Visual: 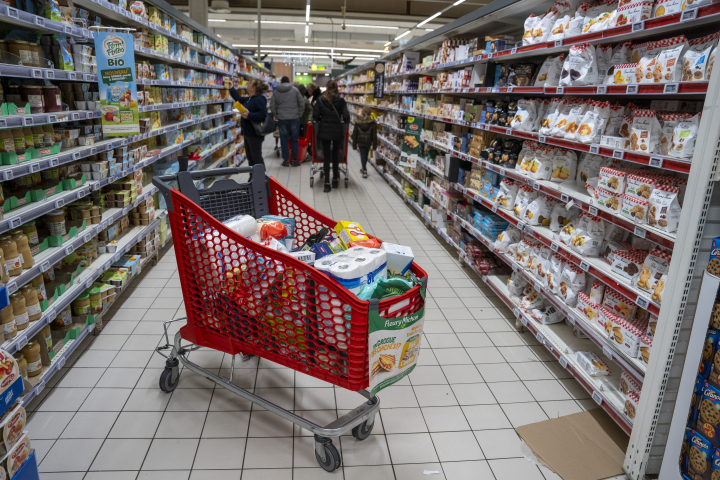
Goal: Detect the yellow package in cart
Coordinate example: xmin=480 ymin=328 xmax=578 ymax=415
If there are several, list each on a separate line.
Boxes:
xmin=334 ymin=221 xmax=369 ymax=248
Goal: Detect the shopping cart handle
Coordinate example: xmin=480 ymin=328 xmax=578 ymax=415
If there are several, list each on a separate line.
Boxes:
xmin=152 ymin=165 xmax=266 ymax=214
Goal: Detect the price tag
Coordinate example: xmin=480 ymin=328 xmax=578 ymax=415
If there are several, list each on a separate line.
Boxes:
xmin=597 ymin=85 xmax=607 ymax=94
xmin=491 ymin=204 xmax=498 ymax=213
xmin=559 ymin=356 xmax=569 ymax=369
xmin=506 ymin=86 xmax=514 ymax=93
xmin=649 ymin=156 xmax=664 ymax=168
xmin=0 ymin=120 xmax=5 ymax=129
xmin=636 ymin=295 xmax=650 ymax=309
xmin=589 ymin=145 xmax=600 ymax=155
xmin=65 ymin=245 xmax=74 ymax=255
xmin=68 ymin=72 xmax=76 ymax=80
xmin=40 ymin=261 xmax=50 ymax=272
xmin=22 ymin=117 xmax=33 ymax=126
xmin=566 ymin=315 xmax=576 ymax=325
xmin=7 ymin=6 xmax=18 ymax=17
xmin=487 ymin=52 xmax=493 ymax=58
xmin=537 ymin=332 xmax=545 ymax=344
xmin=587 ymin=206 xmax=598 ymax=216
xmin=16 ymin=335 xmax=27 ymax=350
xmin=556 ymin=86 xmax=564 ymax=95
xmin=603 ymin=346 xmax=614 ymax=360
xmin=34 ymin=16 xmax=45 ymax=26
xmin=681 ymin=7 xmax=697 ymax=21
xmin=613 ymin=150 xmax=624 ymax=160
xmin=55 ymin=198 xmax=64 ymax=208
xmin=579 ymin=260 xmax=590 ymax=272
xmin=632 ymin=21 xmax=644 ymax=32
xmin=634 ymin=226 xmax=647 ymax=238
xmin=36 ymin=381 xmax=46 ymax=395
xmin=663 ymin=83 xmax=678 ymax=94
xmin=513 ymin=307 xmax=521 ymax=318
xmin=555 ymin=40 xmax=563 ymax=47
xmin=517 ymin=222 xmax=525 ymax=232
xmin=532 ymin=182 xmax=541 ymax=191
xmin=560 ymin=193 xmax=570 ymax=203
xmin=511 ymin=47 xmax=518 ymax=55
xmin=627 ymin=85 xmax=639 ymax=94
xmin=592 ymin=391 xmax=603 ymax=405
xmin=9 ymin=218 xmax=21 ymax=229
xmin=551 ymin=242 xmax=560 ymax=252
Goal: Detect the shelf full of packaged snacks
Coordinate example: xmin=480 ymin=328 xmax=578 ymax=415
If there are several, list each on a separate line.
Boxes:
xmin=236 ymin=70 xmax=274 ymax=83
xmin=0 ymin=5 xmax=89 ymax=41
xmin=133 ymin=45 xmax=233 ymax=76
xmin=19 ymin=210 xmax=167 ymax=407
xmin=138 ymin=99 xmax=232 ymax=113
xmin=0 ymin=64 xmax=97 ymax=82
xmin=125 ymin=110 xmax=233 ymax=143
xmin=377 ymin=135 xmax=401 ymax=154
xmin=420 ymin=138 xmax=677 ymax=248
xmin=0 ymin=109 xmax=100 ymax=130
xmin=1 ymin=183 xmax=160 ymax=356
xmin=137 ymin=79 xmax=229 ymax=89
xmin=0 ymin=122 xmax=232 ymax=235
xmin=378 ymin=122 xmax=405 ymax=134
xmin=187 ymin=135 xmax=238 ymax=171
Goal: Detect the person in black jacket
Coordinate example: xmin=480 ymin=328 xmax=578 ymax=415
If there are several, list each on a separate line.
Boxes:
xmin=313 ymin=80 xmax=349 ymax=193
xmin=307 ymin=83 xmax=321 ymax=106
xmin=230 ymin=78 xmax=269 ymax=167
xmin=351 ymin=106 xmax=378 ymax=179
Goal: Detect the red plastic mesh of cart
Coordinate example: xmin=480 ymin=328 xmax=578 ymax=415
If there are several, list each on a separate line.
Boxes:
xmin=167 ymin=177 xmax=427 ymax=391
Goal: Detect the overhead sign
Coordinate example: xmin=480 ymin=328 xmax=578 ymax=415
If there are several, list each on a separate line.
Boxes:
xmin=95 ymin=31 xmax=139 ymax=136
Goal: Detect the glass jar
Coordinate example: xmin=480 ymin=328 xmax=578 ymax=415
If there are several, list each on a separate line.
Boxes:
xmin=42 ymin=85 xmax=62 ymax=113
xmin=5 ymin=86 xmax=21 ymax=106
xmin=45 ymin=210 xmax=66 ymax=237
xmin=21 ymin=85 xmax=43 ymax=114
xmin=0 ymin=129 xmax=13 ymax=154
xmin=42 ymin=124 xmax=55 ymax=147
xmin=41 ymin=324 xmax=52 ymax=351
xmin=20 ymin=341 xmax=41 ymax=377
xmin=0 ymin=236 xmax=22 ymax=276
xmin=13 ymin=353 xmax=26 ymax=381
xmin=0 ymin=246 xmax=7 ymax=285
xmin=72 ymin=293 xmax=90 ymax=316
xmin=21 ymin=285 xmax=40 ymax=322
xmin=32 ymin=274 xmax=46 ymax=303
xmin=7 ymin=41 xmax=35 ymax=67
xmin=0 ymin=305 xmax=15 ymax=339
xmin=10 ymin=129 xmax=25 ymax=155
xmin=21 ymin=127 xmax=34 ymax=150
xmin=9 ymin=293 xmax=28 ymax=331
xmin=53 ymin=304 xmax=72 ymax=329
xmin=10 ymin=229 xmax=33 ymax=270
xmin=89 ymin=288 xmax=102 ymax=313
xmin=21 ymin=222 xmax=38 ymax=247
xmin=31 ymin=126 xmax=44 ymax=148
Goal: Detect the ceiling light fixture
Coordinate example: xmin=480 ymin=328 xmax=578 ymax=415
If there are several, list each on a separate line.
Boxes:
xmin=253 ymin=20 xmax=313 ymax=25
xmin=425 ymin=28 xmax=434 ymax=31
xmin=417 ymin=11 xmax=442 ymax=27
xmin=304 ymin=24 xmax=309 ymax=36
xmin=231 ymin=44 xmax=385 ymax=53
xmin=306 ymin=1 xmax=310 ymax=22
xmin=325 ymin=73 xmax=329 ymax=76
xmin=208 ymin=19 xmax=226 ymax=22
xmin=394 ymin=30 xmax=411 ymax=40
xmin=343 ymin=24 xmax=398 ymax=29
xmin=384 ymin=41 xmax=392 ymax=46
xmin=453 ymin=0 xmax=465 ymax=4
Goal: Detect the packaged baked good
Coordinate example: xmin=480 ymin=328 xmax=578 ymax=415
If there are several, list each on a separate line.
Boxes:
xmin=526 ymin=146 xmax=556 ymax=181
xmin=515 ymin=238 xmax=535 ymax=266
xmin=652 ymin=0 xmax=683 ymax=17
xmin=648 ymin=184 xmax=682 ymax=233
xmin=559 ymin=217 xmax=579 ymax=246
xmin=550 ymin=98 xmax=583 ymax=137
xmin=595 ymin=187 xmax=622 ymax=213
xmin=631 ymin=42 xmax=648 ymax=64
xmin=655 ymin=35 xmax=688 ymax=82
xmin=549 ymin=202 xmax=578 ymax=233
xmin=697 ymin=383 xmax=720 ymax=448
xmin=549 ymin=148 xmax=577 ymax=183
xmin=539 ymin=98 xmax=566 ymax=136
xmin=510 ymin=99 xmax=537 ymax=131
xmin=595 ymin=45 xmax=614 ymax=84
xmin=507 ymin=270 xmax=529 ymax=296
xmin=496 ymin=178 xmax=519 ymax=209
xmin=535 ymin=55 xmax=565 ymax=87
xmin=621 ymin=194 xmax=649 ymax=224
xmin=566 ymin=3 xmax=590 ymax=37
xmin=598 ymin=166 xmax=626 ymax=194
xmin=709 ymin=45 xmax=717 ymax=81
xmin=611 ymin=316 xmax=645 ymax=357
xmin=616 ymin=1 xmax=653 ymax=27
xmin=669 ymin=112 xmax=700 ymax=160
xmin=636 ymin=248 xmax=671 ymax=294
xmin=558 ymin=263 xmax=586 ymax=307
xmin=576 ymin=351 xmax=611 ymax=376
xmin=531 ymin=304 xmax=565 ymax=324
xmin=629 ymin=109 xmax=661 ymax=153
xmin=626 ymin=173 xmax=656 ymax=201
xmin=576 ymin=100 xmax=610 ymax=144
xmin=603 ymin=104 xmax=627 ymax=136
xmin=545 ymin=252 xmax=566 ymax=295
xmin=524 ymin=194 xmax=553 ymax=227
xmin=513 ymin=185 xmax=539 ymax=217
xmin=625 ymin=390 xmax=640 ymax=422
xmin=637 ymin=41 xmax=664 ymax=83
xmin=520 ymin=287 xmax=544 ymax=312
xmin=577 ymin=291 xmax=600 ymax=321
xmin=590 ymin=282 xmax=606 ymax=304
xmin=602 ymin=288 xmax=637 ymax=321
xmin=562 ymin=100 xmax=591 ymax=140
xmin=612 ymin=63 xmax=638 ymax=84
xmin=683 ymin=33 xmax=719 ymax=82
xmin=612 ymin=249 xmax=648 ymax=281
xmin=602 ymin=239 xmax=631 ymax=265
xmin=513 ymin=64 xmax=536 ymax=86
xmin=604 ymin=222 xmax=630 ymax=243
xmin=494 ymin=225 xmax=523 ymax=254
xmin=560 ymin=44 xmax=599 ymax=86
xmin=576 ymin=153 xmax=603 ymax=187
xmin=621 ymin=370 xmax=642 ymax=395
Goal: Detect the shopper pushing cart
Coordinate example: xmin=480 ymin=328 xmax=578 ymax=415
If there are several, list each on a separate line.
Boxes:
xmin=313 ymin=80 xmax=350 ymax=192
xmin=153 ymin=164 xmax=427 ymax=472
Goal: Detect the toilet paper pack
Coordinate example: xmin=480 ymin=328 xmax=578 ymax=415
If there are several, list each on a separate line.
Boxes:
xmin=315 ymin=246 xmax=387 ymax=294
xmin=381 ymin=243 xmax=414 ymax=275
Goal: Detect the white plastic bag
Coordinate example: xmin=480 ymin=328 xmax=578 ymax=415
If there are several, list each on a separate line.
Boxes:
xmin=560 ymin=44 xmax=598 ymax=86
xmin=576 ymin=100 xmax=611 ymax=144
xmin=534 ymin=56 xmax=565 ymax=87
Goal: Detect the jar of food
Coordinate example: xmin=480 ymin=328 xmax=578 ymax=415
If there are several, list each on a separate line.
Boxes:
xmin=13 ymin=353 xmax=26 ymax=381
xmin=0 ymin=83 xmax=3 ymax=104
xmin=20 ymin=285 xmax=40 ymax=322
xmin=53 ymin=304 xmax=72 ymax=329
xmin=31 ymin=126 xmax=44 ymax=148
xmin=42 ymin=85 xmax=62 ymax=113
xmin=21 ymin=127 xmax=34 ymax=149
xmin=10 ymin=229 xmax=33 ymax=270
xmin=0 ymin=236 xmax=22 ymax=277
xmin=20 ymin=341 xmax=41 ymax=377
xmin=8 ymin=40 xmax=36 ymax=67
xmin=21 ymin=222 xmax=38 ymax=247
xmin=0 ymin=247 xmax=7 ymax=286
xmin=72 ymin=293 xmax=90 ymax=316
xmin=10 ymin=293 xmax=28 ymax=331
xmin=0 ymin=40 xmax=8 ymax=55
xmin=0 ymin=129 xmax=14 ymax=154
xmin=32 ymin=274 xmax=46 ymax=303
xmin=21 ymin=86 xmax=43 ymax=114
xmin=45 ymin=210 xmax=66 ymax=237
xmin=10 ymin=129 xmax=25 ymax=155
xmin=1 ymin=305 xmax=16 ymax=339
xmin=42 ymin=124 xmax=55 ymax=147
xmin=41 ymin=324 xmax=52 ymax=351
xmin=89 ymin=288 xmax=102 ymax=313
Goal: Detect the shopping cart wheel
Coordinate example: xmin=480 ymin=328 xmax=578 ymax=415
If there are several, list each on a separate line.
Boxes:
xmin=314 ymin=436 xmax=341 ymax=472
xmin=351 ymin=420 xmax=374 ymax=440
xmin=276 ymin=150 xmax=279 ymax=157
xmin=345 ymin=177 xmax=349 ymax=188
xmin=310 ymin=176 xmax=314 ymax=188
xmin=159 ymin=359 xmax=180 ymax=393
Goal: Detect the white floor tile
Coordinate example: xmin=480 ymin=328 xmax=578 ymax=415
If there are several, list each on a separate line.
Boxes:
xmin=431 ymin=431 xmax=484 ymax=461
xmin=386 ymin=433 xmax=439 ymax=464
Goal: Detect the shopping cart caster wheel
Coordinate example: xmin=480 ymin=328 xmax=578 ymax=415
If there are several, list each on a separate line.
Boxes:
xmin=351 ymin=420 xmax=373 ymax=440
xmin=276 ymin=150 xmax=280 ymax=157
xmin=345 ymin=178 xmax=349 ymax=188
xmin=314 ymin=436 xmax=341 ymax=472
xmin=310 ymin=177 xmax=314 ymax=188
xmin=159 ymin=360 xmax=180 ymax=393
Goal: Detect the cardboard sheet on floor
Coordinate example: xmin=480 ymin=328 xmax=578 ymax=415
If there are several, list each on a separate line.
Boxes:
xmin=516 ymin=409 xmax=629 ymax=480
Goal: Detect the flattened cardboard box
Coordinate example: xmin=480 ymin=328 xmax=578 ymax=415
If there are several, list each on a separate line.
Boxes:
xmin=517 ymin=409 xmax=628 ymax=480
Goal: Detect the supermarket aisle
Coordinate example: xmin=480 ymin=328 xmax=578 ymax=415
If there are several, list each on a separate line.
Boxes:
xmin=26 ymin=138 xmax=596 ymax=480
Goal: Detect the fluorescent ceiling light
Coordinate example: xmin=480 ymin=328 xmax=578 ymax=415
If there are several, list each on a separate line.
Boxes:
xmin=417 ymin=11 xmax=442 ymax=27
xmin=453 ymin=0 xmax=465 ymax=4
xmin=305 ymin=24 xmax=309 ymax=36
xmin=343 ymin=24 xmax=398 ymax=29
xmin=305 ymin=38 xmax=309 ymax=43
xmin=325 ymin=73 xmax=329 ymax=76
xmin=208 ymin=19 xmax=226 ymax=22
xmin=384 ymin=41 xmax=392 ymax=46
xmin=253 ymin=20 xmax=313 ymax=25
xmin=425 ymin=29 xmax=434 ymax=31
xmin=306 ymin=2 xmax=310 ymax=22
xmin=394 ymin=30 xmax=411 ymax=40
xmin=231 ymin=44 xmax=385 ymax=53
xmin=266 ymin=55 xmax=329 ymax=59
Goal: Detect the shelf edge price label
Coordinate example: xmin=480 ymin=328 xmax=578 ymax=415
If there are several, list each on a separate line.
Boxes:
xmin=560 ymin=193 xmax=569 ymax=203
xmin=554 ymin=40 xmax=563 ymax=47
xmin=579 ymin=260 xmax=590 ymax=272
xmin=40 ymin=261 xmax=50 ymax=272
xmin=536 ymin=332 xmax=545 ymax=344
xmin=626 ymin=85 xmax=639 ymax=94
xmin=634 ymin=225 xmax=647 ymax=238
xmin=532 ymin=181 xmax=541 ymax=191
xmin=516 ymin=222 xmax=524 ymax=232
xmin=491 ymin=204 xmax=498 ymax=213
xmin=511 ymin=47 xmax=518 ymax=54
xmin=566 ymin=315 xmax=576 ymax=325
xmin=663 ymin=83 xmax=678 ymax=94
xmin=551 ymin=242 xmax=559 ymax=252
xmin=513 ymin=307 xmax=521 ymax=318
xmin=592 ymin=391 xmax=603 ymax=405
xmin=636 ymin=295 xmax=650 ymax=309
xmin=538 ymin=135 xmax=547 ymax=144
xmin=559 ymin=356 xmax=569 ymax=369
xmin=556 ymin=86 xmax=564 ymax=95
xmin=613 ymin=149 xmax=624 ymax=160
xmin=589 ymin=205 xmax=598 ymax=216
xmin=603 ymin=346 xmax=614 ymax=360
xmin=597 ymin=85 xmax=607 ymax=94
xmin=632 ymin=21 xmax=644 ymax=32
xmin=649 ymin=156 xmax=663 ymax=168
xmin=681 ymin=8 xmax=697 ymax=21
xmin=589 ymin=144 xmax=600 ymax=155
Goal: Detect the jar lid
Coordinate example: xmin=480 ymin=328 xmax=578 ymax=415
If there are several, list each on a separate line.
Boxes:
xmin=22 ymin=340 xmax=37 ymax=348
xmin=12 ymin=353 xmax=24 ymax=361
xmin=48 ymin=209 xmax=65 ymax=216
xmin=22 ymin=221 xmax=35 ymax=227
xmin=76 ymin=293 xmax=90 ymax=300
xmin=9 ymin=293 xmax=22 ymax=299
xmin=9 ymin=229 xmax=23 ymax=236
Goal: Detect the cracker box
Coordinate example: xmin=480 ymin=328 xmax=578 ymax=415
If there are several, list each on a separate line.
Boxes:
xmin=686 ymin=429 xmax=714 ymax=477
xmin=602 ymin=288 xmax=637 ymax=321
xmin=624 ymin=390 xmax=640 ymax=423
xmin=595 ymin=187 xmax=622 ymax=212
xmin=621 ymin=194 xmax=649 ymax=224
xmin=611 ymin=316 xmax=644 ymax=357
xmin=611 ymin=250 xmax=645 ymax=281
xmin=334 ymin=221 xmax=369 ymax=249
xmin=697 ymin=383 xmax=720 ymax=448
xmin=577 ymin=292 xmax=600 ymax=323
xmin=598 ymin=167 xmax=626 ymax=194
xmin=620 ymin=370 xmax=641 ymax=395
xmin=612 ymin=63 xmax=639 ymax=85
xmin=639 ymin=334 xmax=653 ymax=365
xmin=615 ymin=1 xmax=653 ymax=26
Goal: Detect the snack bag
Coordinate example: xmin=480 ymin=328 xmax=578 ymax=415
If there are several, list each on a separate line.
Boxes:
xmin=566 ymin=3 xmax=590 ymax=36
xmin=576 ymin=100 xmax=611 ymax=144
xmin=550 ymin=148 xmax=577 ymax=183
xmin=494 ymin=225 xmax=522 ymax=253
xmin=549 ymin=202 xmax=578 ymax=232
xmin=539 ymin=98 xmax=566 ymax=136
xmin=683 ymin=33 xmax=719 ymax=82
xmin=637 ymin=41 xmax=665 ymax=83
xmin=576 ymin=351 xmax=611 ymax=376
xmin=548 ymin=13 xmax=572 ymax=42
xmin=598 ymin=166 xmax=626 ymax=194
xmin=526 ymin=147 xmax=555 ymax=181
xmin=576 ymin=153 xmax=603 ymax=187
xmin=577 ymin=292 xmax=600 ymax=321
xmin=570 ymin=215 xmax=605 ymax=257
xmin=535 ymin=55 xmax=565 ymax=85
xmin=559 ymin=217 xmax=579 ymax=246
xmin=697 ymin=384 xmax=720 ymax=449
xmin=550 ymin=98 xmax=583 ymax=137
xmin=546 ymin=252 xmax=566 ymax=294
xmin=559 ymin=263 xmax=586 ymax=306
xmin=562 ymin=101 xmax=591 ymax=139
xmin=595 ymin=45 xmax=614 ymax=84
xmin=669 ymin=112 xmax=700 ymax=160
xmin=604 ymin=222 xmax=630 ymax=243
xmin=648 ymin=184 xmax=682 ymax=233
xmin=507 ymin=271 xmax=528 ymax=296
xmin=560 ymin=44 xmax=599 ymax=86
xmin=524 ymin=194 xmax=553 ymax=227
xmin=590 ymin=282 xmax=606 ymax=303
xmin=631 ymin=42 xmax=648 ymax=64
xmin=658 ymin=114 xmax=689 ymax=156
xmin=656 ymin=35 xmax=688 ymax=82
xmin=652 ymin=0 xmax=683 ymax=17
xmin=621 ymin=195 xmax=649 ymax=224
xmin=521 ymin=287 xmax=544 ymax=311
xmin=636 ymin=248 xmax=671 ymax=294
xmin=595 ymin=187 xmax=622 ymax=212
xmin=602 ymin=288 xmax=637 ymax=321
xmin=531 ymin=305 xmax=565 ymax=324
xmin=513 ymin=185 xmax=539 ymax=217
xmin=496 ymin=178 xmax=519 ymax=209
xmin=629 ymin=109 xmax=661 ymax=153
xmin=523 ymin=14 xmax=541 ymax=45
xmin=510 ymin=99 xmax=537 ymax=132
xmin=533 ymin=9 xmax=559 ymax=44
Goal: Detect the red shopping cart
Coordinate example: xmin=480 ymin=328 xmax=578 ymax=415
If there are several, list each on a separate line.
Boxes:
xmin=274 ymin=122 xmax=313 ymax=163
xmin=310 ymin=122 xmax=349 ymax=188
xmin=152 ymin=165 xmax=427 ymax=472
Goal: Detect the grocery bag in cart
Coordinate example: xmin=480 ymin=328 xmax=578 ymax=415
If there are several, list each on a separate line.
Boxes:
xmin=152 ymin=164 xmax=427 ymax=472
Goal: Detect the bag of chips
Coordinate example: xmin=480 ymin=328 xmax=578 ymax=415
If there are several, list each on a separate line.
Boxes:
xmin=669 ymin=112 xmax=700 ymax=159
xmin=560 ymin=44 xmax=599 ymax=86
xmin=540 ymin=98 xmax=566 ymax=136
xmin=523 ymin=14 xmax=541 ymax=45
xmin=629 ymin=109 xmax=661 ymax=153
xmin=526 ymin=146 xmax=556 ymax=181
xmin=550 ymin=148 xmax=578 ymax=183
xmin=648 ymin=184 xmax=682 ymax=233
xmin=550 ymin=98 xmax=583 ymax=137
xmin=576 ymin=100 xmax=611 ymax=144
xmin=535 ymin=55 xmax=565 ymax=87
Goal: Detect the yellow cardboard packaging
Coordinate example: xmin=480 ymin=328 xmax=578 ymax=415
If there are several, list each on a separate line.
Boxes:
xmin=334 ymin=221 xmax=369 ymax=248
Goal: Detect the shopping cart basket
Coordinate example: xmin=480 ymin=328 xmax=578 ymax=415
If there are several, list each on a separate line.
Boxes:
xmin=152 ymin=164 xmax=427 ymax=472
xmin=275 ymin=122 xmax=312 ymax=163
xmin=310 ymin=122 xmax=349 ymax=188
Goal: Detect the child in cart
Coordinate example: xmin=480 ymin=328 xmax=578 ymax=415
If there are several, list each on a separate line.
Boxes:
xmin=351 ymin=106 xmax=378 ymax=179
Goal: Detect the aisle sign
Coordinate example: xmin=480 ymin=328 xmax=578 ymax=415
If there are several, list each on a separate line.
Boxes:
xmin=95 ymin=31 xmax=140 ymax=136
xmin=374 ymin=62 xmax=385 ymax=99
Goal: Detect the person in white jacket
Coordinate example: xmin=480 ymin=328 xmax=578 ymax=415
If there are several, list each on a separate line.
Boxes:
xmin=270 ymin=76 xmax=305 ymax=167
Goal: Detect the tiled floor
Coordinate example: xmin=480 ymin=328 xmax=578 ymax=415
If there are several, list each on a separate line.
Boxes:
xmin=26 ymin=137 xmax=614 ymax=479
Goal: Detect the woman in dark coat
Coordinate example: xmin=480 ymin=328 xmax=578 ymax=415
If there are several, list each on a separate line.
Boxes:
xmin=229 ymin=78 xmax=269 ymax=167
xmin=313 ymin=80 xmax=350 ymax=192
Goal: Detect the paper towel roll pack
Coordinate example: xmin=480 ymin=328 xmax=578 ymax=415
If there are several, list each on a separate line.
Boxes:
xmin=315 ymin=246 xmax=388 ymax=294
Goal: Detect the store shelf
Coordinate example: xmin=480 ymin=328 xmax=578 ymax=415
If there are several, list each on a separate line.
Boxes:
xmin=0 ymin=4 xmax=88 ymax=41
xmin=134 ymin=45 xmax=232 ymax=75
xmin=138 ymin=99 xmax=232 ymax=113
xmin=378 ymin=122 xmax=405 ymax=134
xmin=0 ymin=109 xmax=100 ymax=129
xmin=137 ymin=79 xmax=229 ymax=89
xmin=378 ymin=135 xmax=401 ymax=153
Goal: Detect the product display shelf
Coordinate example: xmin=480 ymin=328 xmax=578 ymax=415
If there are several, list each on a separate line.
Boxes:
xmin=133 ymin=45 xmax=232 ymax=75
xmin=0 ymin=4 xmax=89 ymax=41
xmin=125 ymin=110 xmax=233 ymax=143
xmin=0 ymin=183 xmax=160 ymax=356
xmin=19 ymin=210 xmax=167 ymax=407
xmin=196 ymin=151 xmax=247 ymax=189
xmin=186 ymin=134 xmax=238 ymax=171
xmin=0 ymin=64 xmax=97 ymax=82
xmin=0 ymin=122 xmax=232 ymax=235
xmin=377 ymin=135 xmax=401 ymax=153
xmin=137 ymin=79 xmax=229 ymax=89
xmin=0 ymin=109 xmax=100 ymax=130
xmin=378 ymin=122 xmax=404 ymax=134
xmin=378 ymin=82 xmax=710 ymax=96
xmin=138 ymin=99 xmax=232 ymax=113
xmin=193 ymin=141 xmax=244 ymax=186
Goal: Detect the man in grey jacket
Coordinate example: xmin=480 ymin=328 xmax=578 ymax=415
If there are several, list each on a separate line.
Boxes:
xmin=270 ymin=76 xmax=305 ymax=167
